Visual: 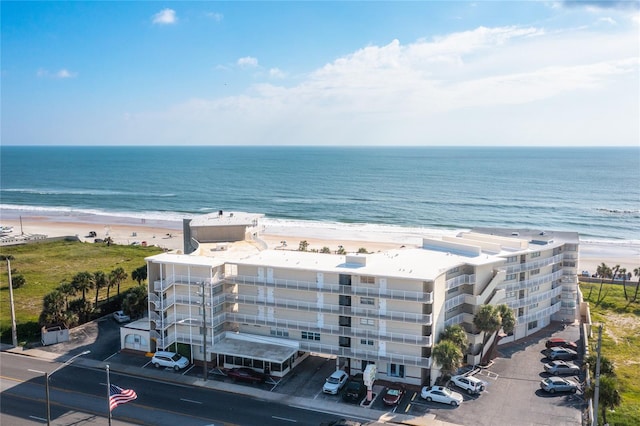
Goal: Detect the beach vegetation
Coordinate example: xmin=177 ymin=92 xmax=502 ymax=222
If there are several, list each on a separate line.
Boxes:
xmin=320 ymin=246 xmax=331 ymax=254
xmin=92 ymin=270 xmax=107 ymax=309
xmin=71 ymin=271 xmax=93 ymax=303
xmin=632 ymin=266 xmax=640 ymax=302
xmin=122 ymin=285 xmax=148 ymax=320
xmin=580 ymin=282 xmax=640 ymax=425
xmin=432 ymin=339 xmax=463 ymax=380
xmin=595 ymin=262 xmax=612 ymax=305
xmin=0 ymin=240 xmax=163 ymax=343
xmin=110 ymin=266 xmax=128 ymax=297
xmin=298 ymin=240 xmax=309 ymax=251
xmin=357 ymin=247 xmax=368 ymax=254
xmin=336 ymin=245 xmax=346 ymax=255
xmin=131 ymin=265 xmax=148 ymax=285
xmin=440 ymin=324 xmax=469 ymax=355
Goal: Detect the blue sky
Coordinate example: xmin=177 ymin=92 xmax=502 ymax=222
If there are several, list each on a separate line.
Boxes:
xmin=2 ymin=1 xmax=638 ymax=146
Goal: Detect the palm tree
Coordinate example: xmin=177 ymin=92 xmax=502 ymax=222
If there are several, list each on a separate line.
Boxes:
xmin=123 ymin=285 xmax=148 ymax=319
xmin=584 ymin=375 xmax=622 ymax=425
xmin=57 ymin=280 xmax=77 ymax=310
xmin=432 ymin=340 xmax=463 ymax=380
xmin=584 ymin=354 xmax=616 ymax=377
xmin=473 ymin=305 xmax=501 ymax=345
xmin=69 ymin=298 xmax=94 ymax=323
xmin=131 ymin=266 xmax=147 ymax=285
xmin=92 ymin=271 xmax=107 ymax=309
xmin=596 ymin=262 xmax=612 ymax=305
xmin=497 ymin=304 xmax=516 ymax=335
xmin=71 ymin=271 xmax=93 ymax=302
xmin=39 ymin=290 xmax=66 ymax=327
xmin=440 ymin=324 xmax=469 ymax=356
xmin=619 ymin=267 xmax=628 ymax=300
xmin=632 ymin=266 xmax=640 ymax=303
xmin=110 ymin=266 xmax=128 ymax=296
xmin=298 ymin=240 xmax=309 ymax=251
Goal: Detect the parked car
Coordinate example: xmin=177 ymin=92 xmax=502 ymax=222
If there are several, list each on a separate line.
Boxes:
xmin=112 ymin=310 xmax=130 ymax=323
xmin=322 ymin=370 xmax=349 ymax=394
xmin=342 ymin=380 xmax=366 ymax=403
xmin=546 ymin=347 xmax=578 ymax=360
xmin=320 ymin=420 xmax=362 ymax=426
xmin=382 ymin=383 xmax=405 ymax=406
xmin=226 ymin=367 xmax=267 ymax=384
xmin=420 ymin=386 xmax=464 ymax=406
xmin=545 ymin=338 xmax=578 ymax=350
xmin=540 ymin=377 xmax=579 ymax=394
xmin=450 ymin=374 xmax=486 ymax=394
xmin=151 ymin=351 xmax=189 ymax=371
xmin=544 ymin=360 xmax=581 ymax=376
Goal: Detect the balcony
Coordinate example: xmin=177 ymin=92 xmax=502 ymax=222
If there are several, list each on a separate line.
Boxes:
xmin=227 ymin=294 xmax=432 ymax=325
xmin=227 ymin=274 xmax=433 ymax=303
xmin=298 ymin=341 xmax=431 ymax=368
xmin=225 ymin=312 xmax=432 ymax=346
xmin=503 ymin=254 xmax=564 ymax=275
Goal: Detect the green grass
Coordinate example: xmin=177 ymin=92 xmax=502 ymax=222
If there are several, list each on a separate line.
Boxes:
xmin=1 ymin=240 xmax=163 ymax=344
xmin=580 ymin=281 xmax=640 ymax=426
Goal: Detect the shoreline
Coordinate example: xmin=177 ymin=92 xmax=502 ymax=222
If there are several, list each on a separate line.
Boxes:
xmin=1 ymin=211 xmax=638 ymax=276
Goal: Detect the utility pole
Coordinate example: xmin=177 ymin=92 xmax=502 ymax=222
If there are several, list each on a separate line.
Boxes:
xmin=6 ymin=257 xmax=18 ymax=347
xmin=592 ymin=324 xmax=603 ymax=426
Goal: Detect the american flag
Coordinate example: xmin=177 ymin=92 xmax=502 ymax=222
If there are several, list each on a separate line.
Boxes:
xmin=109 ymin=384 xmax=137 ymax=411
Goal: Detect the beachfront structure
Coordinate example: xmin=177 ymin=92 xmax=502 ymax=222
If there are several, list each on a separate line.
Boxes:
xmin=145 ymin=212 xmax=579 ymax=386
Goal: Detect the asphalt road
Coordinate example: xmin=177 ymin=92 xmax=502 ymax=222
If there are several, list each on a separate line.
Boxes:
xmin=0 ymin=352 xmax=346 ymax=426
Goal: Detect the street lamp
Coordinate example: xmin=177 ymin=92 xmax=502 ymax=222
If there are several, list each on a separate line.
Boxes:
xmin=45 ymin=350 xmax=90 ymax=425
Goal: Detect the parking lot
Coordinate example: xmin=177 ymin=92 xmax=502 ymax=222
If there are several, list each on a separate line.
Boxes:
xmin=32 ymin=316 xmax=584 ymax=426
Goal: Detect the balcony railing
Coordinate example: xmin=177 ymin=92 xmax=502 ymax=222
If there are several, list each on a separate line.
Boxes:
xmin=498 ymin=270 xmax=564 ymax=293
xmin=503 ymin=254 xmax=564 ymax=275
xmin=225 ymin=313 xmax=431 ymax=346
xmin=226 ymin=274 xmax=433 ymax=303
xmin=298 ymin=341 xmax=431 ymax=368
xmin=505 ymin=286 xmax=563 ymax=309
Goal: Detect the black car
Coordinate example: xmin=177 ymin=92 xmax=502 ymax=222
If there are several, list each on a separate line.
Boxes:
xmin=342 ymin=380 xmax=366 ymax=403
xmin=226 ymin=367 xmax=267 ymax=384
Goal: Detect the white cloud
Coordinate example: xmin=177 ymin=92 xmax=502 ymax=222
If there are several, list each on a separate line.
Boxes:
xmin=237 ymin=56 xmax=258 ymax=68
xmin=152 ymin=8 xmax=177 ymax=25
xmin=36 ymin=68 xmax=77 ymax=79
xmin=597 ymin=16 xmax=617 ymax=25
xmin=206 ymin=12 xmax=223 ymax=22
xmin=121 ymin=24 xmax=638 ymax=146
xmin=269 ymin=68 xmax=286 ymax=79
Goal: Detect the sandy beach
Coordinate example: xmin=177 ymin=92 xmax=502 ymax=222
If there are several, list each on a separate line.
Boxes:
xmin=1 ymin=214 xmax=638 ymax=275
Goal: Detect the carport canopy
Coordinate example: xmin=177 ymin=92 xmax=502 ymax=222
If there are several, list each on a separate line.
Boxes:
xmin=214 ymin=333 xmax=299 ymax=364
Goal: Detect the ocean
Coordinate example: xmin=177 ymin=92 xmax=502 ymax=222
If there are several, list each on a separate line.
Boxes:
xmin=1 ymin=146 xmax=639 ymax=244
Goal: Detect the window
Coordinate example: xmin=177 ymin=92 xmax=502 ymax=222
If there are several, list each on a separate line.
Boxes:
xmin=506 ymin=291 xmax=516 ymax=298
xmin=529 ymin=303 xmax=538 ymax=309
xmin=388 ymin=363 xmax=405 ymax=378
xmin=447 ymin=286 xmax=458 ymax=295
xmin=506 ymin=273 xmax=517 ymax=281
xmin=507 ymin=256 xmax=518 ymax=263
xmin=361 ymin=297 xmax=375 ymax=306
xmin=270 ymin=328 xmax=289 ymax=337
xmin=360 ymin=318 xmax=375 ymax=326
xmin=532 ymin=252 xmax=541 ymax=258
xmin=360 ymin=276 xmax=375 ymax=284
xmin=531 ymin=285 xmax=539 ymax=292
xmin=530 ymin=268 xmax=540 ymax=276
xmin=360 ymin=339 xmax=374 ymax=346
xmin=449 ymin=267 xmax=459 ymax=274
xmin=528 ymin=320 xmax=538 ymax=330
xmin=302 ymin=331 xmax=320 ymax=341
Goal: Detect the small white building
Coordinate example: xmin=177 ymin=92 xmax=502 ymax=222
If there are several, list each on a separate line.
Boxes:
xmin=120 ymin=318 xmax=152 ymax=353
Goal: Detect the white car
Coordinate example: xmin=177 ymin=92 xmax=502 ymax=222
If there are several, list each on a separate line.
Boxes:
xmin=420 ymin=386 xmax=464 ymax=406
xmin=450 ymin=374 xmax=486 ymax=394
xmin=151 ymin=351 xmax=189 ymax=371
xmin=113 ymin=310 xmax=130 ymax=323
xmin=322 ymin=370 xmax=349 ymax=394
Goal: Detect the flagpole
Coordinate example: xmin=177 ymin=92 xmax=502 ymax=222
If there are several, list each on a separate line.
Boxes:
xmin=106 ymin=364 xmax=112 ymax=426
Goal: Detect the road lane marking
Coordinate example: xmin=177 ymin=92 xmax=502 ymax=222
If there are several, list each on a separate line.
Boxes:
xmin=272 ymin=416 xmax=297 ymax=422
xmin=28 ymin=369 xmax=46 ymax=374
xmin=29 ymin=415 xmax=46 ymax=421
xmin=180 ymin=398 xmax=203 ymax=404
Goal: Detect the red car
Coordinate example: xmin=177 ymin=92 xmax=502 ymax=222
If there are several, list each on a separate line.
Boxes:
xmin=382 ymin=383 xmax=405 ymax=406
xmin=226 ymin=367 xmax=267 ymax=384
xmin=545 ymin=338 xmax=578 ymax=350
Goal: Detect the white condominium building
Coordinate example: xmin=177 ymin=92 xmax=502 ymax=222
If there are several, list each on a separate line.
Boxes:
xmin=145 ymin=212 xmax=579 ymax=386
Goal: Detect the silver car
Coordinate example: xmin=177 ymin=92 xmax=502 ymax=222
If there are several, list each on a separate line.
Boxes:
xmin=540 ymin=377 xmax=579 ymax=394
xmin=544 ymin=360 xmax=580 ymax=375
xmin=547 ymin=347 xmax=578 ymax=360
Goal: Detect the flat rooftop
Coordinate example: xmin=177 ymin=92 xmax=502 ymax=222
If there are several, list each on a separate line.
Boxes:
xmin=189 ymin=211 xmax=263 ymax=228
